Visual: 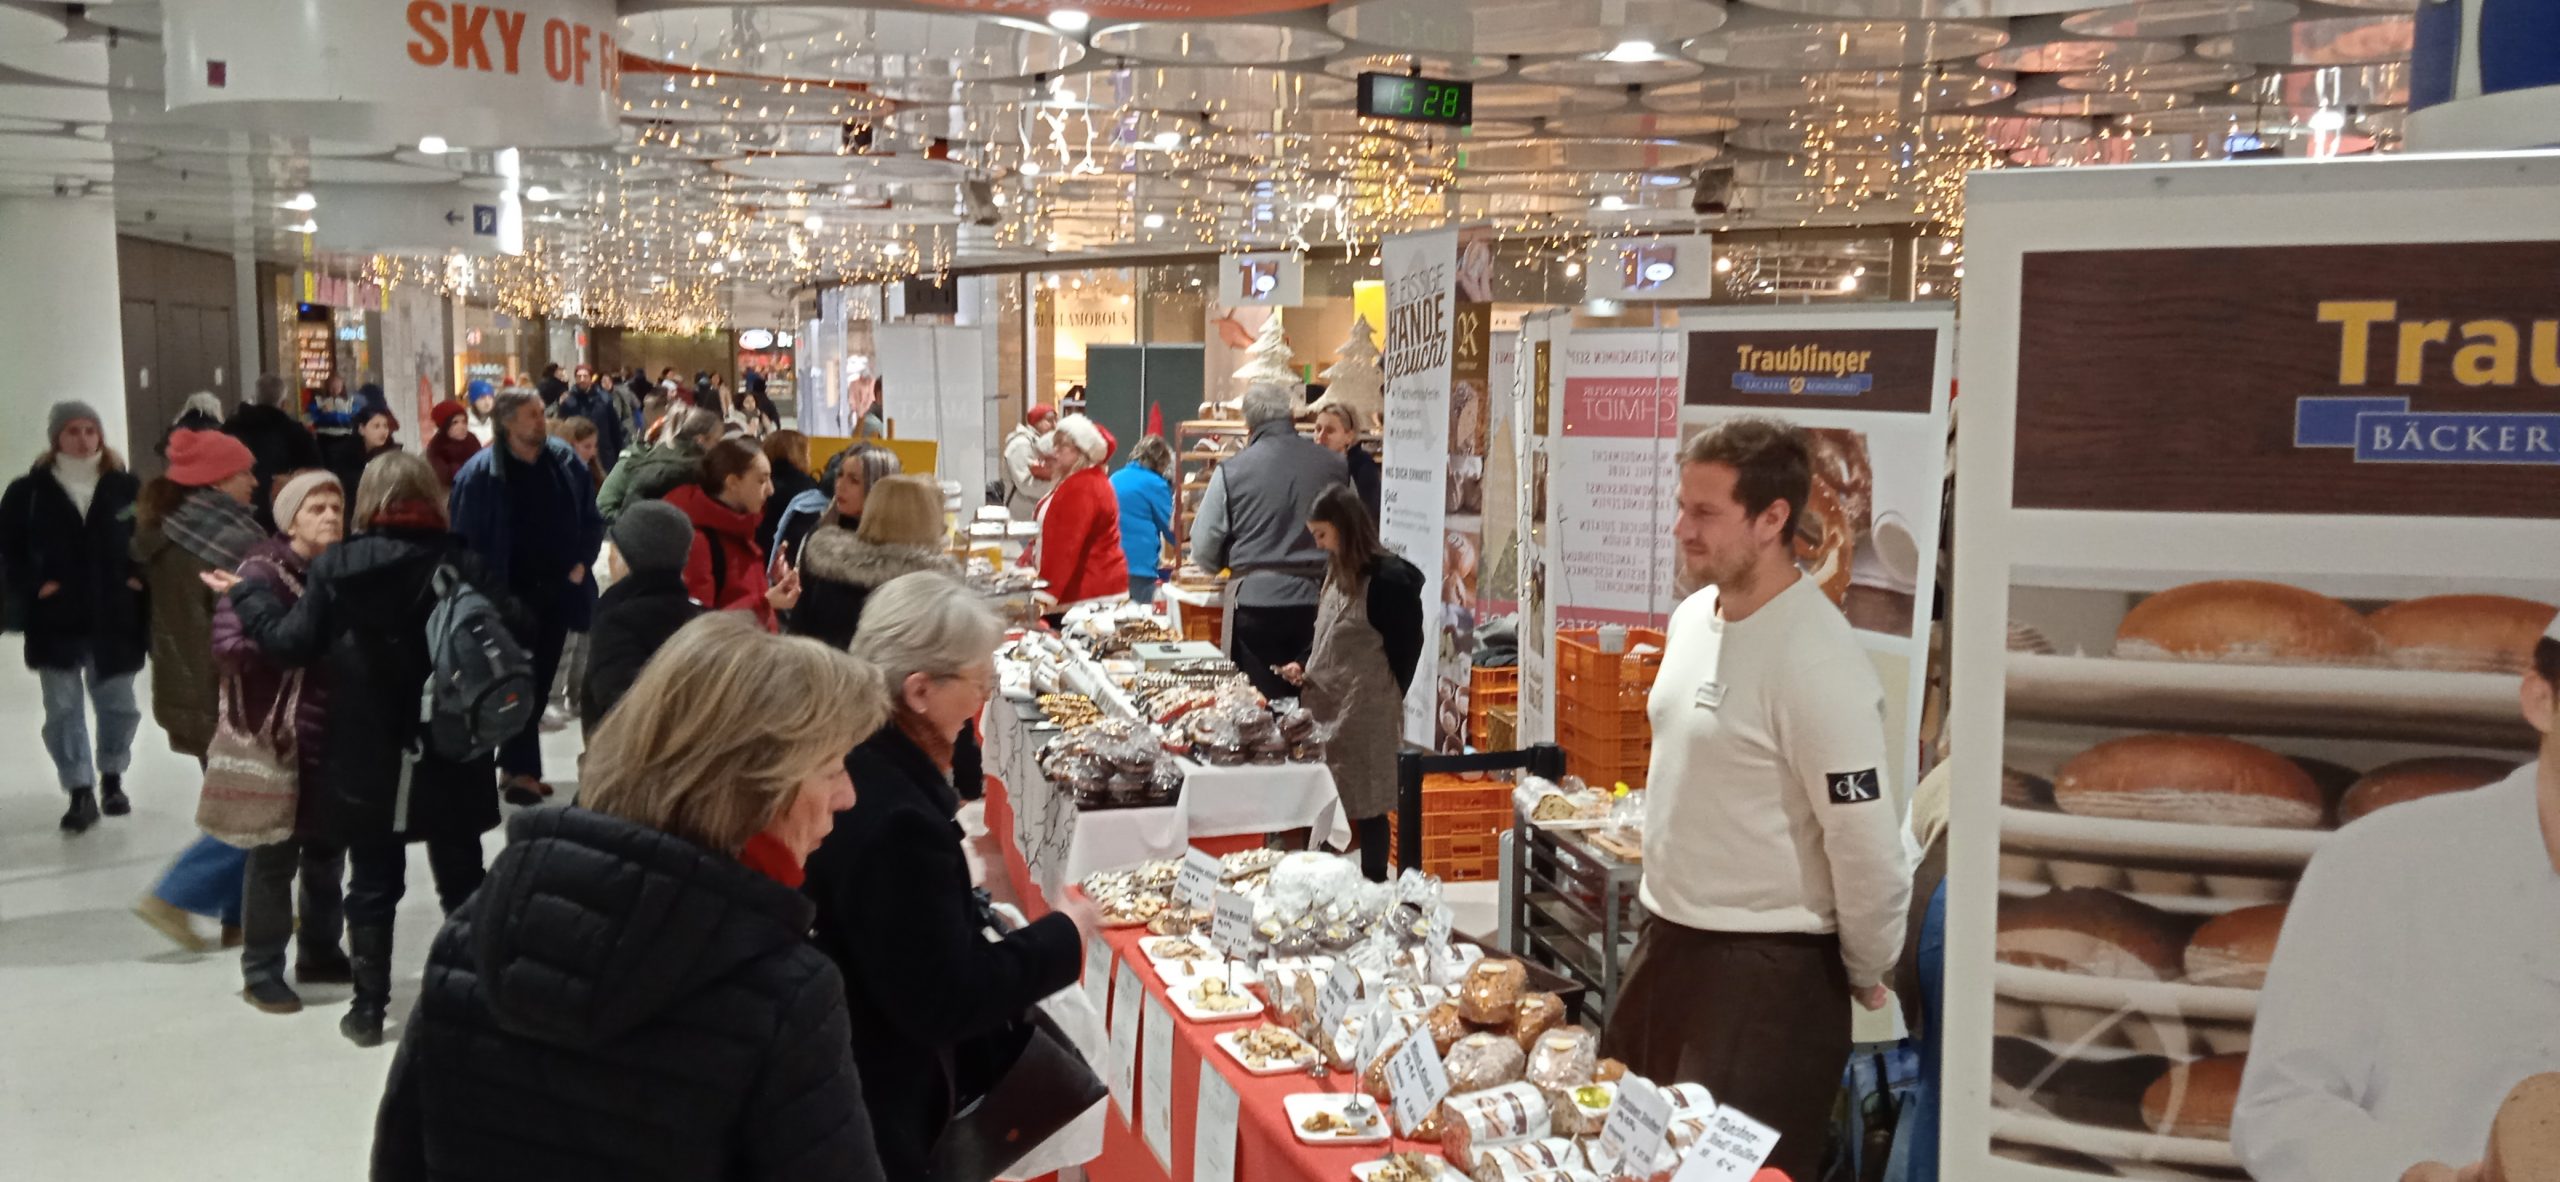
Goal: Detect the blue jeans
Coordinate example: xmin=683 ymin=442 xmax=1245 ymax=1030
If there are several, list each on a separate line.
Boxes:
xmin=1127 ymin=575 xmax=1160 ymax=604
xmin=37 ymin=658 xmax=141 ymax=791
xmin=154 ymin=834 xmax=247 ymax=926
xmin=1887 ymin=878 xmax=1948 ymax=1182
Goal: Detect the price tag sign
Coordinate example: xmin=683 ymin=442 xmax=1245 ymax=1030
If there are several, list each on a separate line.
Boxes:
xmin=1175 ymin=848 xmax=1224 ymax=909
xmin=1669 ymin=1106 xmax=1782 ymax=1182
xmin=1383 ymin=1027 xmax=1452 ymax=1134
xmin=1317 ymin=960 xmax=1362 ymax=1051
xmin=1082 ymin=937 xmax=1114 ymax=1019
xmin=1352 ymin=998 xmax=1395 ymax=1071
xmin=1599 ymin=1076 xmax=1673 ymax=1173
xmin=1194 ymin=1068 xmax=1242 ymax=1182
xmin=1108 ymin=959 xmax=1144 ymax=1117
xmin=1209 ymin=887 xmax=1257 ymax=959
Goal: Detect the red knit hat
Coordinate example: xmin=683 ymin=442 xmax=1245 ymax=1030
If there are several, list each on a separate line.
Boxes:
xmin=165 ymin=429 xmax=256 ymax=488
xmin=430 ymin=399 xmax=469 ymax=430
xmin=1025 ymin=404 xmax=1057 ymax=428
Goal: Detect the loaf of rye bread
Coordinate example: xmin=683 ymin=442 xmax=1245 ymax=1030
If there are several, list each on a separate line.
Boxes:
xmin=2054 ymin=734 xmax=2327 ymax=829
xmin=2142 ymin=1054 xmax=2249 ymax=1140
xmin=2340 ymin=756 xmax=2517 ymax=824
xmin=1998 ymin=887 xmax=2190 ymax=982
xmin=2115 ymin=580 xmax=2382 ymax=665
xmin=2368 ymin=595 xmax=2559 ymax=675
xmin=2183 ymin=903 xmax=2287 ymax=989
xmin=2485 ymin=1073 xmax=2560 ymax=1182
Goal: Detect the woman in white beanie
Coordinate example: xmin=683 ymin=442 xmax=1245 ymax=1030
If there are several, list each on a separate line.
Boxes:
xmin=1025 ymin=413 xmax=1127 ymax=618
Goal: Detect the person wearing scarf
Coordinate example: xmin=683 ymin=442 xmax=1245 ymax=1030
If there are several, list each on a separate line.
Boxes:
xmin=128 ymin=428 xmax=264 ymax=952
xmin=427 ymin=399 xmax=483 ymax=489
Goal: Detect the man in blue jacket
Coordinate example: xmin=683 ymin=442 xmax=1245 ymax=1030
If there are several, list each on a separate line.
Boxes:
xmin=450 ymin=390 xmax=606 ymax=804
xmin=553 ymin=364 xmax=628 ymax=472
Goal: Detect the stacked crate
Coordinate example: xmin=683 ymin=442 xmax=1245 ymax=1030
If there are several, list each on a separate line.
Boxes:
xmin=1467 ymin=666 xmax=1519 ymax=749
xmin=1389 ymin=772 xmax=1513 ymax=883
xmin=1552 ymin=629 xmax=1665 ymax=789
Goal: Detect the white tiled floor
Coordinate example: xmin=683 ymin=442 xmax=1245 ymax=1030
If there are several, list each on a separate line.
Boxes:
xmin=0 ymin=635 xmax=585 ymax=1182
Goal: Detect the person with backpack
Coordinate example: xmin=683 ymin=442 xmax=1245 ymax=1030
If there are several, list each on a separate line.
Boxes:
xmin=1277 ymin=483 xmax=1425 ymax=883
xmin=209 ymin=451 xmax=523 ymax=1047
xmin=448 ymin=390 xmax=606 ymax=805
xmin=666 ymin=438 xmax=800 ymax=632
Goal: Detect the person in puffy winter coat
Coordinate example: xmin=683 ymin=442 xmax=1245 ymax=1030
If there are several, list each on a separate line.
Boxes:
xmin=373 ymin=613 xmax=891 ymax=1182
xmin=787 ymin=474 xmax=956 ymax=651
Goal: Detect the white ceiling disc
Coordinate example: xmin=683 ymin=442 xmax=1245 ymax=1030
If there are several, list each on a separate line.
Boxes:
xmin=1459 ymin=137 xmax=1721 ymax=173
xmin=2196 ymin=15 xmax=2411 ymax=66
xmin=0 ymin=83 xmax=115 ymax=124
xmin=618 ymin=6 xmax=1084 ymax=87
xmin=1542 ymin=111 xmax=1743 ymax=137
xmin=1472 ymin=81 xmax=1633 ymax=120
xmin=1686 ymin=13 xmax=2011 ymax=70
xmin=714 ymin=152 xmax=969 ymax=183
xmin=1031 ymin=65 xmax=1354 ymax=113
xmin=1517 ymin=55 xmax=1708 ymax=87
xmin=2058 ymin=59 xmax=2254 ymax=91
xmin=1090 ymin=21 xmax=1346 ymax=65
xmin=1328 ymin=0 xmax=1730 ymax=58
xmin=0 ymin=133 xmax=120 ymax=164
xmin=2061 ymin=0 xmax=2299 ymax=39
xmin=1320 ymin=53 xmax=1510 ymax=82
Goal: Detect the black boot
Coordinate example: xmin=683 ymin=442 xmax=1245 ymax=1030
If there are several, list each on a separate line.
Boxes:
xmin=296 ymin=944 xmax=354 ymax=985
xmin=99 ymin=774 xmax=129 ymax=816
xmin=341 ymin=925 xmax=393 ymax=1048
xmin=59 ymin=788 xmax=99 ymax=834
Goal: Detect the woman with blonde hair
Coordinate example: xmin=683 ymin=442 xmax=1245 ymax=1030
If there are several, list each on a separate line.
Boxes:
xmin=375 ymin=613 xmax=890 ymax=1182
xmin=772 ymin=442 xmax=902 ymax=565
xmin=789 ymin=473 xmax=957 ymax=650
xmin=809 ymin=572 xmax=1098 ymax=1178
xmin=212 ymin=449 xmax=517 ymax=1046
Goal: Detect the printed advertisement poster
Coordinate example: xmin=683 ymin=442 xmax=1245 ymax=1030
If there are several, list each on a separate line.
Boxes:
xmin=1434 ymin=226 xmax=1495 ymax=751
xmin=1946 ymin=158 xmax=2560 ymax=1182
xmin=1680 ymin=306 xmax=1952 ymax=794
xmin=1514 ymin=311 xmax=1565 ymax=747
xmin=1380 ymin=226 xmax=1459 ymax=748
xmin=1482 ymin=330 xmax=1521 ymax=617
xmin=1551 ymin=327 xmax=1682 ymax=630
xmin=382 ymin=282 xmax=448 ymax=436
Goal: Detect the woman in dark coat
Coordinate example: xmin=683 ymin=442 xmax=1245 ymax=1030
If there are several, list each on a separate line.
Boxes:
xmin=214 ymin=450 xmax=514 ymax=1047
xmin=375 ymin=614 xmax=891 ymax=1182
xmin=758 ymin=430 xmax=819 ymax=559
xmin=0 ymin=401 xmax=148 ymax=833
xmin=789 ymin=474 xmax=957 ymax=651
xmin=579 ymin=501 xmax=704 ymax=737
xmin=809 ymin=572 xmax=1099 ymax=1179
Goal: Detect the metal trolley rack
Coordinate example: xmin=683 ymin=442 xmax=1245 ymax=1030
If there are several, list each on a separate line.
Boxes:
xmin=1504 ymin=815 xmax=1642 ymax=1022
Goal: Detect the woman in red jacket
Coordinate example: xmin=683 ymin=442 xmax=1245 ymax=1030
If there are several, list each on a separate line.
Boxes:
xmin=665 ymin=439 xmax=801 ymax=631
xmin=1028 ymin=413 xmax=1128 ymax=617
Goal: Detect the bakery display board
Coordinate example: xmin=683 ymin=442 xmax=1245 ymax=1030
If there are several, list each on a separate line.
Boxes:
xmin=1678 ymin=304 xmax=1953 ymax=796
xmin=1512 ymin=309 xmax=1566 ymax=748
xmin=1944 ymin=155 xmax=2560 ymax=1182
xmin=1548 ymin=325 xmax=1683 ymax=631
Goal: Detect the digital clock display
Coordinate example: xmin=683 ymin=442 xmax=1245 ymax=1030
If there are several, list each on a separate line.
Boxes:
xmin=1356 ymin=72 xmax=1472 ymax=127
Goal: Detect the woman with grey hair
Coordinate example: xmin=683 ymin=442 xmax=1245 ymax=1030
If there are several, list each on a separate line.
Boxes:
xmin=771 ymin=442 xmax=900 ymax=572
xmin=806 ymin=571 xmax=1100 ymax=1179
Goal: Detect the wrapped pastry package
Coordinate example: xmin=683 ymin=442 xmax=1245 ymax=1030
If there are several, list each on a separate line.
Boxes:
xmin=1510 ymin=992 xmax=1566 ymax=1051
xmin=1425 ymin=1002 xmax=1471 ymax=1056
xmin=1471 ymin=1138 xmax=1587 ymax=1182
xmin=1526 ymin=1029 xmax=1600 ymax=1092
xmin=1441 ymin=1082 xmax=1555 ymax=1170
xmin=1592 ymin=1058 xmax=1629 ymax=1083
xmin=1551 ymin=1081 xmax=1617 ymax=1139
xmin=1459 ymin=958 xmax=1530 ymax=1024
xmin=1446 ymin=1032 xmax=1530 ymax=1094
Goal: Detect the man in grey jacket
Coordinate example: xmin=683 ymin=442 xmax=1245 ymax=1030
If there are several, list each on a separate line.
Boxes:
xmin=1190 ymin=382 xmax=1347 ymax=700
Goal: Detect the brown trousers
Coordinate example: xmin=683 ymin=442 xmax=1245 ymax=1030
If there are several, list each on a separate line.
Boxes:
xmin=1600 ymin=916 xmax=1853 ymax=1182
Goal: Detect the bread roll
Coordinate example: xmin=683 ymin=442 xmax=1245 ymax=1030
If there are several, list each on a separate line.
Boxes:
xmin=2054 ymin=734 xmax=2326 ymax=830
xmin=2484 ymin=1072 xmax=2560 ymax=1182
xmin=2142 ymin=1055 xmax=2248 ymax=1140
xmin=2115 ymin=581 xmax=2382 ymax=665
xmin=2183 ymin=903 xmax=2286 ymax=989
xmin=1998 ymin=887 xmax=2189 ymax=981
xmin=2369 ymin=595 xmax=2559 ymax=674
xmin=2340 ymin=756 xmax=2516 ymax=824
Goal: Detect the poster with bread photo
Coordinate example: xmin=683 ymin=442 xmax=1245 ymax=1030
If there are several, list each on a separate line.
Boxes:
xmin=1949 ymin=157 xmax=2560 ymax=1182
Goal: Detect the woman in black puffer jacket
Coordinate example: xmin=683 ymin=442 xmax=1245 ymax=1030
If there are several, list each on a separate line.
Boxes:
xmin=373 ymin=613 xmax=891 ymax=1182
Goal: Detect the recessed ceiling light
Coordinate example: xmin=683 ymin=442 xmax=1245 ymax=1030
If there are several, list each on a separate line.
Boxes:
xmin=804 ymin=215 xmax=824 ymax=231
xmin=1603 ymin=40 xmax=1656 ymax=63
xmin=1598 ymin=195 xmax=1629 ymax=211
xmin=1151 ymin=130 xmax=1185 ymax=150
xmin=709 ymin=261 xmax=726 ymax=275
xmin=1314 ymin=192 xmax=1341 ymax=210
xmin=1938 ymin=239 xmax=1957 ymax=257
xmin=883 ymin=242 xmax=905 ymax=257
xmin=1713 ymin=256 xmax=1733 ymax=273
xmin=1020 ymin=161 xmax=1044 ymax=177
xmin=1141 ymin=212 xmax=1166 ymax=229
xmin=728 ymin=248 xmax=745 ymax=262
xmin=1048 ymin=9 xmax=1091 ymax=33
xmin=1918 ymin=281 xmax=1933 ymax=295
xmin=1564 ymin=261 xmax=1582 ymax=278
xmin=1839 ymin=274 xmax=1859 ymax=291
xmin=524 ymin=185 xmax=552 ymax=202
xmin=1953 ymin=265 xmax=1964 ymax=278
xmin=1852 ymin=264 xmax=1866 ymax=277
xmin=280 ymin=191 xmax=315 ymax=211
xmin=416 ymin=135 xmax=448 ymax=155
xmin=694 ymin=229 xmax=715 ymax=245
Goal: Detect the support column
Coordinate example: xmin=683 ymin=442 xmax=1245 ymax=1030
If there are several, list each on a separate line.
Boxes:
xmin=0 ymin=196 xmax=127 ymax=452
xmin=235 ymin=250 xmax=263 ymax=395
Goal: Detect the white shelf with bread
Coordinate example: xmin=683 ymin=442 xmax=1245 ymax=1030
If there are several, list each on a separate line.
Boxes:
xmin=2005 ymin=651 xmax=2533 ymax=749
xmin=1989 ymin=1110 xmax=2242 ymax=1171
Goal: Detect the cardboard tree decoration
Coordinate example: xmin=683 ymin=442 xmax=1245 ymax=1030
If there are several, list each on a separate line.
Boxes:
xmin=1312 ymin=315 xmax=1384 ymax=430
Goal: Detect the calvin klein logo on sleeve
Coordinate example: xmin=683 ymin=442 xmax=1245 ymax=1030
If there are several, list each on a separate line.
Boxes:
xmin=1827 ymin=768 xmax=1881 ymax=805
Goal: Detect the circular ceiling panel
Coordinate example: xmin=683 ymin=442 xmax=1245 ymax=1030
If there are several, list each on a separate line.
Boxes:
xmin=2061 ymin=0 xmax=2299 ymax=39
xmin=715 ymin=152 xmax=970 ymax=183
xmin=1734 ymin=0 xmax=2088 ymax=14
xmin=2197 ymin=15 xmax=2412 ymax=66
xmin=2012 ymin=82 xmax=2194 ymax=115
xmin=1207 ymin=109 xmax=1422 ymax=139
xmin=0 ymin=10 xmax=106 ymax=87
xmin=103 ymin=124 xmax=389 ymax=157
xmin=1927 ymin=113 xmax=2097 ymax=148
xmin=891 ymin=105 xmax=1203 ymax=146
xmin=1978 ymin=36 xmax=2185 ymax=73
xmin=1516 ymin=55 xmax=1708 ymax=87
xmin=1030 ymin=66 xmax=1354 ymax=112
xmin=617 ymin=6 xmax=1084 ymax=91
xmin=1471 ymin=81 xmax=1632 ymax=120
xmin=0 ymin=83 xmax=114 ymax=124
xmin=2057 ymin=59 xmax=2255 ymax=91
xmin=1091 ymin=21 xmax=1347 ymax=64
xmin=619 ymin=73 xmax=890 ymax=124
xmin=1542 ymin=110 xmax=1742 ymax=137
xmin=1685 ymin=16 xmax=2011 ymax=71
xmin=1647 ymin=69 xmax=2009 ymax=116
xmin=1320 ymin=52 xmax=1510 ymax=81
xmin=1328 ymin=0 xmax=1730 ymax=58
xmin=1459 ymin=138 xmax=1721 ymax=173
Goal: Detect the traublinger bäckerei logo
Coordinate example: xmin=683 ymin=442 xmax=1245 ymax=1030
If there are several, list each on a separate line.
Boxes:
xmin=1729 ymin=343 xmax=1875 ymax=397
xmin=2293 ymin=300 xmax=2560 ymax=466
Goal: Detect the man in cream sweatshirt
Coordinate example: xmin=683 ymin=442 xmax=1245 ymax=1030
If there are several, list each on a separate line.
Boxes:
xmin=1599 ymin=417 xmax=1912 ymax=1182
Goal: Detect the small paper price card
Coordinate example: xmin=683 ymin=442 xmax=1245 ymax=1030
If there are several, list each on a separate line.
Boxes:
xmin=1209 ymin=888 xmax=1257 ymax=959
xmin=1317 ymin=960 xmax=1362 ymax=1051
xmin=1598 ymin=1076 xmax=1672 ymax=1172
xmin=1383 ymin=1027 xmax=1452 ymax=1135
xmin=1175 ymin=847 xmax=1223 ymax=909
xmin=1670 ymin=1105 xmax=1781 ymax=1182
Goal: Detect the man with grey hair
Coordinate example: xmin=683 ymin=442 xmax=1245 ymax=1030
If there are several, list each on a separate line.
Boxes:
xmin=223 ymin=372 xmax=321 ymax=530
xmin=1190 ymin=380 xmax=1346 ymax=700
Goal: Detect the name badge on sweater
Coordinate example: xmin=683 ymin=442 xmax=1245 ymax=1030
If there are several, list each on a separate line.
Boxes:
xmin=1693 ymin=682 xmax=1725 ymax=710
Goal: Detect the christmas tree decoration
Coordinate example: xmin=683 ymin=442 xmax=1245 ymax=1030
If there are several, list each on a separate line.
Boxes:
xmin=1219 ymin=311 xmax=1299 ymax=416
xmin=1312 ymin=314 xmax=1384 ymax=429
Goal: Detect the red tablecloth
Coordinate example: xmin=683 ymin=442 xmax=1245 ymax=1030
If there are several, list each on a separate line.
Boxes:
xmin=984 ymin=774 xmax=1433 ymax=1182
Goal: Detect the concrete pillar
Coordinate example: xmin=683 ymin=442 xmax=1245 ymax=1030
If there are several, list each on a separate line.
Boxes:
xmin=234 ymin=250 xmax=263 ymax=394
xmin=0 ymin=196 xmax=127 ymax=453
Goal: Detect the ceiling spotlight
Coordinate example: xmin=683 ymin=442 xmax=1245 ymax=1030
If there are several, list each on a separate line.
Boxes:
xmin=416 ymin=135 xmax=449 ymax=155
xmin=883 ymin=242 xmax=905 ymax=257
xmin=1021 ymin=161 xmax=1044 ymax=177
xmin=1142 ymin=212 xmax=1166 ymax=229
xmin=1852 ymin=264 xmax=1866 ymax=277
xmin=1838 ymin=274 xmax=1859 ymax=292
xmin=710 ymin=261 xmax=726 ymax=275
xmin=280 ymin=191 xmax=315 ymax=212
xmin=1048 ymin=9 xmax=1091 ymax=33
xmin=1564 ymin=261 xmax=1582 ymax=278
xmin=1938 ymin=239 xmax=1957 ymax=257
xmin=728 ymin=248 xmax=745 ymax=262
xmin=694 ymin=229 xmax=715 ymax=245
xmin=1713 ymin=255 xmax=1733 ymax=273
xmin=1151 ymin=130 xmax=1185 ymax=150
xmin=1603 ymin=39 xmax=1656 ymax=63
xmin=1599 ymin=195 xmax=1631 ymax=212
xmin=1918 ymin=281 xmax=1934 ymax=295
xmin=524 ymin=185 xmax=552 ymax=202
xmin=1953 ymin=265 xmax=1964 ymax=278
xmin=285 ymin=219 xmax=317 ymax=234
xmin=1367 ymin=255 xmax=1381 ymax=266
xmin=804 ymin=215 xmax=824 ymax=231
xmin=1314 ymin=192 xmax=1341 ymax=210
xmin=2309 ymin=106 xmax=2347 ymax=132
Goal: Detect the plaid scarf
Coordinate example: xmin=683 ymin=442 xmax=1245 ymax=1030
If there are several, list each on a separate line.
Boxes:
xmin=166 ymin=487 xmax=265 ymax=571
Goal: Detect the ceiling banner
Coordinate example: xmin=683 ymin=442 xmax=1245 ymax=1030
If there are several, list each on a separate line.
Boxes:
xmin=160 ymin=0 xmax=620 ymax=148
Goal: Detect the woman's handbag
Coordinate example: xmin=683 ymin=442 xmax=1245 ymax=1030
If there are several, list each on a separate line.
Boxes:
xmin=196 ymin=668 xmax=303 ymax=848
xmin=923 ymin=896 xmax=1110 ymax=1182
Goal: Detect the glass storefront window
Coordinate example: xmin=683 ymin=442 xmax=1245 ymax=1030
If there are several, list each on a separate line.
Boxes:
xmin=1030 ymin=267 xmax=1136 ymax=404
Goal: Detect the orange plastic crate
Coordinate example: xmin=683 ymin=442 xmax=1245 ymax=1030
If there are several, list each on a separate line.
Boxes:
xmin=1435 ymin=853 xmax=1500 ymax=883
xmin=1420 ymin=806 xmax=1513 ymax=840
xmin=1422 ymin=778 xmax=1511 ymax=815
xmin=1556 ymin=695 xmax=1649 ymax=743
xmin=1558 ymin=715 xmax=1650 ymax=769
xmin=1555 ymin=628 xmax=1666 ymax=690
xmin=1424 ymin=832 xmax=1502 ymax=863
xmin=1469 ymin=666 xmax=1520 ymax=696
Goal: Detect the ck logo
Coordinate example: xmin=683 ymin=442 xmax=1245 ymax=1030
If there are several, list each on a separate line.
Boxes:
xmin=1827 ymin=768 xmax=1881 ymax=806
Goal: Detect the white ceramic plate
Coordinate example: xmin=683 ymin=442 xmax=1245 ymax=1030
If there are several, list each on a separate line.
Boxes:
xmin=1214 ymin=1026 xmax=1326 ymax=1076
xmin=1141 ymin=934 xmax=1220 ymax=965
xmin=1285 ymin=1093 xmax=1391 ymax=1145
xmin=1350 ymin=1155 xmax=1460 ymax=1182
xmin=1170 ymin=976 xmax=1266 ymax=1024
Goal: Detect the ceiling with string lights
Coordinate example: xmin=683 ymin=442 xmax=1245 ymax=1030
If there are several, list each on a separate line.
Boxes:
xmin=0 ymin=0 xmax=2410 ymax=326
